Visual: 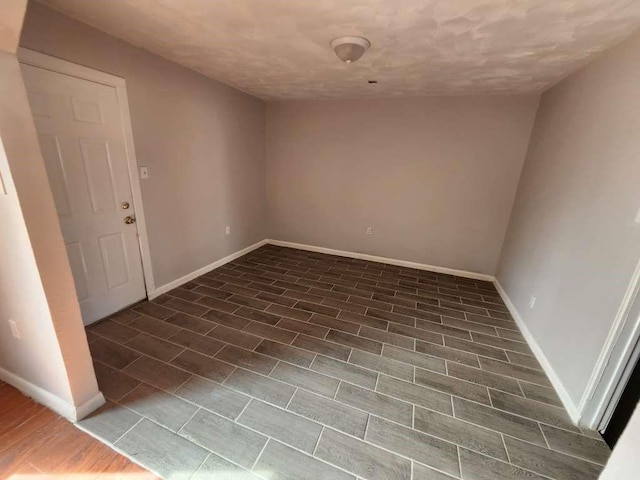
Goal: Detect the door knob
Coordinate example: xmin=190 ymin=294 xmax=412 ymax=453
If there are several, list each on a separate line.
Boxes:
xmin=124 ymin=216 xmax=136 ymax=224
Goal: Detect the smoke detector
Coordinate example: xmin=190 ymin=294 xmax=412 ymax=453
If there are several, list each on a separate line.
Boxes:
xmin=330 ymin=36 xmax=371 ymax=64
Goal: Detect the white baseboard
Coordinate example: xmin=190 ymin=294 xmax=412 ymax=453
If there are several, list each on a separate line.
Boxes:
xmin=75 ymin=391 xmax=106 ymax=421
xmin=0 ymin=366 xmax=104 ymax=422
xmin=148 ymin=239 xmax=269 ymax=299
xmin=493 ymin=280 xmax=581 ymax=424
xmin=267 ymin=239 xmax=495 ymax=282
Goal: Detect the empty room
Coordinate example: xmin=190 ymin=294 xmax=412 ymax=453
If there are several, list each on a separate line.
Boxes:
xmin=2 ymin=0 xmax=640 ymax=479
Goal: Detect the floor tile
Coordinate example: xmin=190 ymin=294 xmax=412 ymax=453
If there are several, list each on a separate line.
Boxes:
xmin=89 ymin=337 xmax=140 ymax=369
xmin=77 ymin=401 xmax=141 ymax=443
xmin=208 ymin=325 xmax=262 ymax=350
xmin=168 ymin=329 xmax=226 ymax=357
xmin=377 ymin=375 xmax=452 ymax=415
xmin=175 ymin=375 xmax=250 ymax=420
xmin=446 ymin=361 xmax=522 ymax=396
xmin=337 ymin=310 xmax=388 ymax=330
xmin=441 ymin=317 xmax=498 ymax=336
xmin=382 ymin=345 xmax=446 ymax=374
xmin=287 ymin=389 xmax=369 ymax=438
xmin=348 ymin=350 xmax=414 ymax=382
xmin=201 ymin=309 xmax=251 ymax=330
xmin=164 ymin=312 xmax=216 ymax=335
xmin=93 ymin=361 xmax=141 ymax=401
xmin=315 ymin=428 xmax=411 ymax=480
xmin=453 ymin=397 xmax=546 ymax=446
xmin=459 ymin=447 xmax=547 ymax=480
xmin=276 ymin=317 xmax=328 ymax=338
xmin=271 ymin=361 xmax=340 ymax=397
xmin=414 ymin=406 xmax=508 ymax=461
xmin=170 ymin=349 xmax=235 ymax=383
xmin=412 ymin=462 xmax=458 ymax=480
xmin=133 ymin=302 xmax=175 ymax=321
xmin=224 ymin=368 xmax=295 ymax=408
xmin=80 ymin=246 xmax=585 ymax=480
xmin=238 ymin=399 xmax=322 ymax=454
xmin=126 ymin=333 xmax=185 ymax=362
xmin=120 ymin=383 xmax=198 ymax=432
xmin=416 ymin=340 xmax=481 ymax=367
xmin=479 ymin=357 xmax=552 ymax=387
xmin=471 ymin=332 xmax=533 ymax=355
xmin=235 ymin=306 xmax=282 ymax=325
xmin=489 ymin=390 xmax=578 ymax=432
xmin=115 ymin=419 xmax=208 ymax=480
xmin=325 ymin=329 xmax=383 ymax=355
xmin=519 ymin=381 xmax=563 ymax=407
xmin=180 ymin=409 xmax=267 ymax=469
xmin=359 ymin=325 xmax=414 ymax=350
xmin=124 ymin=356 xmax=191 ymax=393
xmin=192 ymin=453 xmax=262 ymax=480
xmin=216 ymin=344 xmax=278 ymax=375
xmin=266 ymin=302 xmax=312 ymax=319
xmin=292 ymin=334 xmax=351 ymax=361
xmin=504 ymin=436 xmax=603 ymax=480
xmin=255 ymin=339 xmax=316 ymax=368
xmin=164 ymin=297 xmax=210 ymax=317
xmin=243 ymin=321 xmax=297 ymax=344
xmin=254 ymin=439 xmax=355 ymax=480
xmin=309 ymin=313 xmax=361 ymax=334
xmin=540 ymin=425 xmax=610 ymax=465
xmin=89 ymin=319 xmax=138 ymax=343
xmin=442 ymin=336 xmax=509 ymax=362
xmin=366 ymin=416 xmax=460 ymax=477
xmin=129 ymin=314 xmax=182 ymax=339
xmin=311 ymin=355 xmax=378 ymax=389
xmin=335 ymin=382 xmax=413 ymax=426
xmin=506 ymin=351 xmax=542 ymax=370
xmin=415 ymin=368 xmax=491 ymax=406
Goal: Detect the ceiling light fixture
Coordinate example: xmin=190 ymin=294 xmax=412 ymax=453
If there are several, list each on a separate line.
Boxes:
xmin=330 ymin=36 xmax=370 ymax=65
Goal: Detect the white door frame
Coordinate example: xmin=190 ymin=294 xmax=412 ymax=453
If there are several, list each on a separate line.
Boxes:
xmin=579 ymin=256 xmax=640 ymax=430
xmin=17 ymin=47 xmax=156 ymax=296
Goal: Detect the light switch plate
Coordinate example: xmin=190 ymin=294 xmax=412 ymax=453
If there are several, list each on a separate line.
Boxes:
xmin=140 ymin=166 xmax=149 ymax=179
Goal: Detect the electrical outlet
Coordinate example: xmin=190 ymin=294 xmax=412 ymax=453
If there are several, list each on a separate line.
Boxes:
xmin=225 ymin=226 xmax=231 ymax=235
xmin=9 ymin=319 xmax=21 ymax=339
xmin=366 ymin=227 xmax=372 ymax=235
xmin=139 ymin=166 xmax=149 ymax=179
xmin=529 ymin=296 xmax=537 ymax=309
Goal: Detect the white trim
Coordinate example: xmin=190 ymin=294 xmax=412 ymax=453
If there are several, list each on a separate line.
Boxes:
xmin=0 ymin=366 xmax=105 ymax=422
xmin=17 ymin=47 xmax=156 ymax=293
xmin=494 ymin=280 xmax=581 ymax=424
xmin=148 ymin=239 xmax=269 ymax=299
xmin=75 ymin=391 xmax=107 ymax=421
xmin=267 ymin=239 xmax=495 ymax=282
xmin=578 ymin=256 xmax=640 ymax=429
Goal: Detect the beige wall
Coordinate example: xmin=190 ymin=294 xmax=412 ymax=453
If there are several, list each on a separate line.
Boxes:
xmin=497 ymin=30 xmax=640 ymax=408
xmin=266 ymin=96 xmax=539 ymax=275
xmin=0 ymin=2 xmax=99 ymax=418
xmin=21 ymin=2 xmax=267 ymax=289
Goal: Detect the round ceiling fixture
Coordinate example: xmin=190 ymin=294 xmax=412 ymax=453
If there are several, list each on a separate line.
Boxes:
xmin=330 ymin=36 xmax=370 ymax=65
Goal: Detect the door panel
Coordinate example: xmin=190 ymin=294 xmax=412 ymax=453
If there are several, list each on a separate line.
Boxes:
xmin=21 ymin=64 xmax=146 ymax=325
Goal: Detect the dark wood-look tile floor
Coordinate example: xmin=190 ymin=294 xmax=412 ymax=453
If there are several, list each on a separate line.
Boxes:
xmin=83 ymin=244 xmax=611 ymax=480
xmin=0 ymin=380 xmax=158 ymax=479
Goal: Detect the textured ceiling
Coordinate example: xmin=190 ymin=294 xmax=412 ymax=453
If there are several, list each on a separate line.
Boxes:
xmin=37 ymin=0 xmax=640 ymax=100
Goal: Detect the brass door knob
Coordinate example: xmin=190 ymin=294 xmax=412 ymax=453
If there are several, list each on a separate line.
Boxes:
xmin=124 ymin=216 xmax=136 ymax=224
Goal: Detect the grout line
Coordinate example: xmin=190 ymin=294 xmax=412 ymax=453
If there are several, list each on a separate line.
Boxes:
xmin=312 ymin=426 xmax=324 ymax=456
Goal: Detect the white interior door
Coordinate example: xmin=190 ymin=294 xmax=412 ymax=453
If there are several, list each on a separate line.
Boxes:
xmin=20 ymin=63 xmax=147 ymax=325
